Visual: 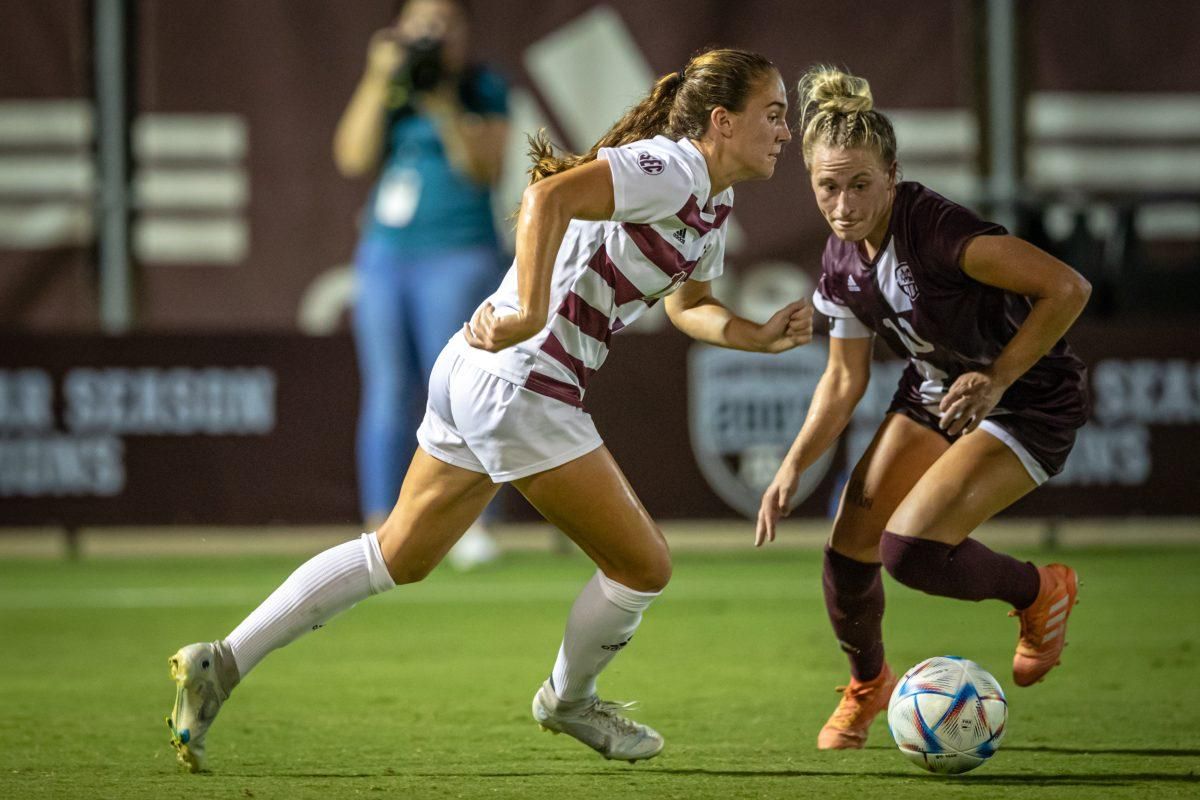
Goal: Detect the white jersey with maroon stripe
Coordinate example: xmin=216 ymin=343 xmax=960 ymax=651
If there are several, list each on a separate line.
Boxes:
xmin=460 ymin=135 xmax=730 ymax=408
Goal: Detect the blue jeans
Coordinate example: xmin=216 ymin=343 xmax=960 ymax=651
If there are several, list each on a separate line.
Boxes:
xmin=352 ymin=238 xmax=504 ymax=519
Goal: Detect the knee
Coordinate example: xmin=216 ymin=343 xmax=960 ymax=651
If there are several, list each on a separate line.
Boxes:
xmin=879 ymin=530 xmax=944 ymax=589
xmin=386 ymin=557 xmax=435 ymax=586
xmin=879 ymin=530 xmax=911 ymax=579
xmin=829 ymin=518 xmax=885 ymax=563
xmin=612 ymin=546 xmax=672 ymax=594
xmin=374 ymin=528 xmax=437 ymax=586
xmin=639 ymin=553 xmax=673 ymax=593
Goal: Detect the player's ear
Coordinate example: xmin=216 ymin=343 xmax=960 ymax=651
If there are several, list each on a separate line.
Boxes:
xmin=709 ymin=105 xmax=733 ymax=139
xmin=886 ymin=160 xmax=898 ymax=187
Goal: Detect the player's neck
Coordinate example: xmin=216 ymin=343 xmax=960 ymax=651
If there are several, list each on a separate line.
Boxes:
xmin=861 ymin=195 xmax=895 ymax=260
xmin=691 ymin=138 xmax=734 ymax=199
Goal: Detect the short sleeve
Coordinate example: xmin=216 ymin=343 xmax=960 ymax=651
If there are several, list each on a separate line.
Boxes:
xmin=814 ymin=244 xmax=872 ymax=338
xmin=813 ymin=284 xmax=872 ymax=338
xmin=690 ymin=228 xmax=726 ymax=282
xmin=906 ymin=184 xmax=1006 ymax=273
xmin=599 ymin=141 xmax=697 ymax=224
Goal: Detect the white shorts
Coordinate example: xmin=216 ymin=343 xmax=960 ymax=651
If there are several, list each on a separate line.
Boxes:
xmin=416 ymin=337 xmax=604 ymax=482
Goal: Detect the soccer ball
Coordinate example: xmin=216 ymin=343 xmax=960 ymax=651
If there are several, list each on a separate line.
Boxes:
xmin=886 ymin=656 xmax=1008 ymax=775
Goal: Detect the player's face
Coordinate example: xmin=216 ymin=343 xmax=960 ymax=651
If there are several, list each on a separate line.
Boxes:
xmin=728 ymin=72 xmax=792 ymax=181
xmin=809 ymin=145 xmax=896 ymax=247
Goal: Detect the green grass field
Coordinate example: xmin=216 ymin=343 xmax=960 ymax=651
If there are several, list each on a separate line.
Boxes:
xmin=2 ymin=545 xmax=1199 ymax=799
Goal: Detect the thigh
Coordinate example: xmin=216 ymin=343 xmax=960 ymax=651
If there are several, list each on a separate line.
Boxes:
xmin=512 ymin=446 xmax=669 ymax=592
xmin=886 ymin=428 xmax=1038 ymax=546
xmin=375 ymin=448 xmax=500 ymax=584
xmin=831 ymin=413 xmax=950 ymax=561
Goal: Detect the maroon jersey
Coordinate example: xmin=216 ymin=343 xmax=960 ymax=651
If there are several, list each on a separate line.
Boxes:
xmin=814 ymin=182 xmax=1088 ymax=429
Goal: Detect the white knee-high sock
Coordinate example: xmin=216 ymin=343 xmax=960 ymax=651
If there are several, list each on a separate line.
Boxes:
xmin=225 ymin=532 xmax=395 ymax=678
xmin=551 ymin=570 xmax=660 ymax=701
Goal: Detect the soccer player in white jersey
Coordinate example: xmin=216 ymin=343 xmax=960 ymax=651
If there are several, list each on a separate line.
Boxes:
xmin=165 ymin=47 xmax=809 ymax=772
xmin=756 ymin=67 xmax=1090 ymax=751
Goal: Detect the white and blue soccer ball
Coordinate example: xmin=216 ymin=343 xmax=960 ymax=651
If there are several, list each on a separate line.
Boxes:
xmin=886 ymin=656 xmax=1008 ymax=775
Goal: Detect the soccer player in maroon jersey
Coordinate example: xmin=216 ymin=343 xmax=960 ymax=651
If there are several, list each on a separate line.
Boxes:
xmin=165 ymin=48 xmax=809 ymax=772
xmin=756 ymin=66 xmax=1090 ymax=750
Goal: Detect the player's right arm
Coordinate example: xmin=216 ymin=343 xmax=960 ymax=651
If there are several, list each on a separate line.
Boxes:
xmin=464 ymin=159 xmax=615 ymax=352
xmin=755 ymin=334 xmax=873 ymax=546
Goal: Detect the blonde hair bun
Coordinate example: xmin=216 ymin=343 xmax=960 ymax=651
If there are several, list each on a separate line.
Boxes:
xmin=806 ymin=67 xmax=873 ymax=114
xmin=797 ymin=65 xmax=896 ymax=169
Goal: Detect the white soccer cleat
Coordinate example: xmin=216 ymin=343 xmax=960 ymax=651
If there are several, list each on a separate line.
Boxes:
xmin=166 ymin=640 xmax=239 ymax=773
xmin=531 ymin=679 xmax=664 ymax=762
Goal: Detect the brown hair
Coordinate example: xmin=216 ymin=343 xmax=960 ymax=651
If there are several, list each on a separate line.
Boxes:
xmin=527 ymin=47 xmax=776 ymax=184
xmin=797 ymin=65 xmax=897 ymax=170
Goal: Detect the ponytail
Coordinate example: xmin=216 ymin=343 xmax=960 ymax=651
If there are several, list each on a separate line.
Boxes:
xmin=527 ymin=71 xmax=684 ymax=183
xmin=527 ymin=48 xmax=775 ymax=184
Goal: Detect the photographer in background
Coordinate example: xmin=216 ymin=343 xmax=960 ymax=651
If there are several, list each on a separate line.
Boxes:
xmin=334 ymin=0 xmax=508 ymax=569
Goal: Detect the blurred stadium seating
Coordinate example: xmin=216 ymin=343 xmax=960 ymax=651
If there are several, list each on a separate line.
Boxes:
xmin=1 ymin=0 xmax=1197 ymax=534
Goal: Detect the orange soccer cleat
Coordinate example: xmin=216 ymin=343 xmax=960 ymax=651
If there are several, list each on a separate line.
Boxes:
xmin=817 ymin=663 xmax=898 ymax=750
xmin=1011 ymin=563 xmax=1079 ymax=687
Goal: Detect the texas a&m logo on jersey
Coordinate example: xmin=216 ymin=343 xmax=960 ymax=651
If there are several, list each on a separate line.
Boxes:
xmin=896 ymin=263 xmax=919 ymax=300
xmin=636 ymin=151 xmax=665 ymax=175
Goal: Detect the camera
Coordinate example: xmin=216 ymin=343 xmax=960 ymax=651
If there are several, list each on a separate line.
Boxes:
xmin=393 ymin=36 xmax=444 ymax=93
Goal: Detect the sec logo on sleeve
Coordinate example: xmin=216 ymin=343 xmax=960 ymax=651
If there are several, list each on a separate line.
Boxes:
xmin=636 ymin=151 xmax=665 ymax=175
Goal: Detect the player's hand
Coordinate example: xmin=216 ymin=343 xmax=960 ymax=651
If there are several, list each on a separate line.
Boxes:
xmin=366 ymin=28 xmax=405 ymax=78
xmin=463 ymin=302 xmax=544 ymax=352
xmin=754 ymin=299 xmax=813 ymax=353
xmin=938 ymin=370 xmax=1007 ymax=436
xmin=756 ymin=465 xmax=799 ymax=547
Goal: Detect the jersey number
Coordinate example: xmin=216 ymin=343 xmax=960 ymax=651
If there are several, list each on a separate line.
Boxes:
xmin=882 ymin=317 xmax=934 ymax=356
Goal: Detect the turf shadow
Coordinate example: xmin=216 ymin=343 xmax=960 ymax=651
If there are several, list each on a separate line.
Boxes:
xmin=1001 ymin=745 xmax=1200 ymax=757
xmin=929 ymin=772 xmax=1200 ymax=787
xmin=222 ymin=768 xmax=1200 ymax=786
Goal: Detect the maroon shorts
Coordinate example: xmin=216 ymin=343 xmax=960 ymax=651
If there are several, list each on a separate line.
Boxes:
xmin=886 ymin=393 xmax=1080 ymax=479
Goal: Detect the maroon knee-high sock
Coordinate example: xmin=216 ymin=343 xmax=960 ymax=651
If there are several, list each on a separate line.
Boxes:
xmin=879 ymin=531 xmax=1039 ymax=609
xmin=823 ymin=545 xmax=886 ymax=681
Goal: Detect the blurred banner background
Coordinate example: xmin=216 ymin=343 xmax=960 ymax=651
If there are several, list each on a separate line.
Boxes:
xmin=2 ymin=0 xmax=1198 ymax=527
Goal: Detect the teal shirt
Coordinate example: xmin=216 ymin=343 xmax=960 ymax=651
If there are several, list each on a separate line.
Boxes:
xmin=363 ymin=66 xmax=508 ymax=255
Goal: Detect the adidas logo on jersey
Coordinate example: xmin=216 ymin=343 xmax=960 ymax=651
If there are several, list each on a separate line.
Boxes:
xmin=672 ymin=228 xmax=687 ymax=246
xmin=847 ymin=274 xmax=861 ymax=292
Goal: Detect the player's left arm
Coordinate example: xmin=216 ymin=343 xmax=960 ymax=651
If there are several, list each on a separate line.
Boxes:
xmin=938 ymin=234 xmax=1092 ymax=435
xmin=664 ymin=279 xmax=812 ymax=353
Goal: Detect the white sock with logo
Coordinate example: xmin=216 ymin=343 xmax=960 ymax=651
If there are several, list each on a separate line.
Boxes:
xmin=224 ymin=532 xmax=395 ymax=678
xmin=550 ymin=570 xmax=660 ymax=702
